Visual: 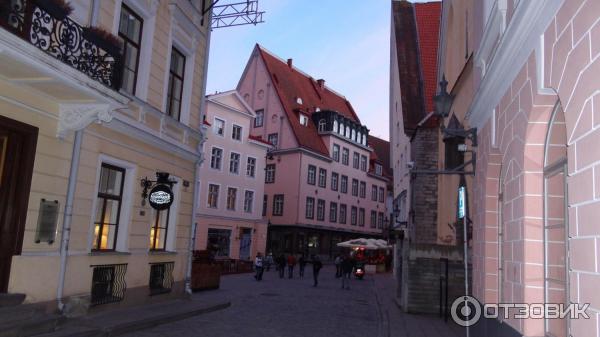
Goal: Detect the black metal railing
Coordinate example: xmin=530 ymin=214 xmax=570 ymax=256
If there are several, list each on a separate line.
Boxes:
xmin=149 ymin=262 xmax=174 ymax=295
xmin=0 ymin=0 xmax=122 ymax=89
xmin=90 ymin=263 xmax=127 ymax=306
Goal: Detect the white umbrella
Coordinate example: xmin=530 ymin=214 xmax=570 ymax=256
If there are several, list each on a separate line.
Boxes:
xmin=337 ymin=238 xmax=391 ymax=250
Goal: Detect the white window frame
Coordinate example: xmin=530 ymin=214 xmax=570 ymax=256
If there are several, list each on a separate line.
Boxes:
xmin=213 ymin=117 xmax=226 ymax=137
xmin=226 ymin=186 xmax=238 ymax=211
xmin=229 ymin=151 xmax=241 ymax=175
xmin=210 ymin=146 xmax=224 ymax=170
xmin=246 ymin=157 xmax=257 ymax=178
xmin=243 ymin=190 xmax=255 ymax=213
xmin=207 ymin=183 xmax=220 ymax=209
xmin=232 ymin=124 xmax=243 ymax=142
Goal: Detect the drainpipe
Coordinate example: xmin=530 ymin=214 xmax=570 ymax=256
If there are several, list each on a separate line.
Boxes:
xmin=57 ymin=130 xmax=83 ymax=311
xmin=185 ymin=15 xmax=212 ymax=295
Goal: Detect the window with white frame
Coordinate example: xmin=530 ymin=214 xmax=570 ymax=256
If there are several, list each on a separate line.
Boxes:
xmin=378 ymin=212 xmax=384 ymax=229
xmin=214 ymin=118 xmax=225 ymax=136
xmin=353 ymin=152 xmax=360 ymax=169
xmin=226 ymin=187 xmax=237 ymax=210
xmin=317 ymin=199 xmax=325 ymax=221
xmin=340 ymin=204 xmax=347 ymax=224
xmin=331 ymin=172 xmax=339 ymax=191
xmin=149 ymin=208 xmax=169 ymax=250
xmin=358 ymin=208 xmax=365 ymax=227
xmin=370 ymin=211 xmax=377 ymax=228
xmin=265 ymin=164 xmax=275 ymax=183
xmin=273 ymin=194 xmax=284 ymax=216
xmin=299 ymin=114 xmax=309 ymax=126
xmin=341 ymin=175 xmax=348 ymax=193
xmin=371 ymin=185 xmax=378 ymax=201
xmin=359 ymin=181 xmax=366 ymax=198
xmin=330 ymin=202 xmax=338 ymax=223
xmin=351 ymin=207 xmax=357 ymax=226
xmin=210 ymin=148 xmax=223 ymax=170
xmin=92 ymin=164 xmax=125 ymax=251
xmin=332 ymin=144 xmax=340 ymax=162
xmin=232 ymin=125 xmax=242 ymax=141
xmin=207 ymin=184 xmax=219 ymax=208
xmin=244 ymin=190 xmax=254 ymax=213
xmin=229 ymin=153 xmax=240 ymax=174
xmin=268 ymin=133 xmax=279 ymax=147
xmin=246 ymin=157 xmax=256 ymax=177
xmin=318 ymin=168 xmax=327 ymax=188
xmin=254 ymin=109 xmax=264 ymax=127
xmin=352 ymin=179 xmax=359 ymax=196
xmin=307 ymin=165 xmax=316 ymax=185
xmin=360 ymin=155 xmax=367 ymax=172
xmin=305 ymin=197 xmax=315 ymax=219
xmin=118 ymin=5 xmax=143 ymax=95
xmin=379 ymin=187 xmax=385 ymax=203
xmin=318 ymin=119 xmax=326 ymax=132
xmin=375 ymin=163 xmax=383 ymax=175
xmin=342 ymin=148 xmax=349 ymax=165
xmin=166 ymin=47 xmax=185 ymax=120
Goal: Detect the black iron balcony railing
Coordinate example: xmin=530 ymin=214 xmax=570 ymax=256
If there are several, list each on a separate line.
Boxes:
xmin=149 ymin=262 xmax=174 ymax=296
xmin=1 ymin=0 xmax=122 ymax=90
xmin=90 ymin=263 xmax=127 ymax=306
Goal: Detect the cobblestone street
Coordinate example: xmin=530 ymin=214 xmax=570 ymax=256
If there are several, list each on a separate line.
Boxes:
xmin=124 ymin=266 xmax=463 ymax=337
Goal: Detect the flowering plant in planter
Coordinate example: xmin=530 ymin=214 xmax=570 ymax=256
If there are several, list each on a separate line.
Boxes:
xmin=82 ymin=26 xmax=123 ymax=56
xmin=33 ymin=0 xmax=73 ymax=20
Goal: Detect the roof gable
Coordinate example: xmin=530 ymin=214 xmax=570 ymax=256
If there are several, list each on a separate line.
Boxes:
xmin=207 ymin=90 xmax=256 ymax=118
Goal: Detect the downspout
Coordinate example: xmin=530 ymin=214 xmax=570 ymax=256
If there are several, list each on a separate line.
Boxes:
xmin=57 ymin=130 xmax=83 ymax=311
xmin=185 ymin=13 xmax=212 ymax=295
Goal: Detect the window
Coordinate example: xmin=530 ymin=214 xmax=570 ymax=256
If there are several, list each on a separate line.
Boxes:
xmin=351 ymin=129 xmax=356 ymax=141
xmin=150 ymin=208 xmax=169 ymax=250
xmin=358 ymin=208 xmax=365 ymax=227
xmin=330 ymin=203 xmax=338 ymax=222
xmin=342 ymin=148 xmax=349 ymax=165
xmin=332 ymin=144 xmax=340 ymax=162
xmin=305 ymin=197 xmax=315 ymax=219
xmin=318 ymin=168 xmax=327 ymax=188
xmin=273 ymin=194 xmax=284 ymax=216
xmin=339 ymin=122 xmax=344 ymax=135
xmin=214 ymin=118 xmax=225 ymax=136
xmin=307 ymin=165 xmax=316 ymax=185
xmin=254 ymin=109 xmax=264 ymax=127
xmin=333 ymin=119 xmax=338 ymax=133
xmin=370 ymin=211 xmax=377 ymax=228
xmin=229 ymin=153 xmax=240 ymax=174
xmin=375 ymin=163 xmax=383 ymax=176
xmin=210 ymin=148 xmax=223 ymax=170
xmin=341 ymin=175 xmax=348 ymax=194
xmin=268 ymin=133 xmax=279 ymax=147
xmin=246 ymin=157 xmax=256 ymax=177
xmin=318 ymin=119 xmax=326 ymax=132
xmin=379 ymin=187 xmax=385 ymax=203
xmin=265 ymin=164 xmax=275 ymax=183
xmin=149 ymin=262 xmax=174 ymax=295
xmin=352 ymin=179 xmax=359 ymax=196
xmin=207 ymin=184 xmax=219 ymax=208
xmin=331 ymin=172 xmax=339 ymax=191
xmin=93 ymin=164 xmax=125 ymax=251
xmin=351 ymin=207 xmax=357 ymax=226
xmin=359 ymin=181 xmax=366 ymax=198
xmin=207 ymin=228 xmax=231 ymax=257
xmin=232 ymin=125 xmax=242 ymax=141
xmin=353 ymin=152 xmax=360 ymax=169
xmin=118 ymin=5 xmax=143 ymax=95
xmin=262 ymin=195 xmax=268 ymax=216
xmin=226 ymin=188 xmax=237 ymax=210
xmin=371 ymin=185 xmax=378 ymax=201
xmin=91 ymin=264 xmax=127 ymax=305
xmin=340 ymin=204 xmax=347 ymax=224
xmin=299 ymin=114 xmax=309 ymax=126
xmin=166 ymin=47 xmax=185 ymax=120
xmin=244 ymin=190 xmax=254 ymax=213
xmin=360 ymin=155 xmax=367 ymax=172
xmin=378 ymin=212 xmax=384 ymax=229
xmin=317 ymin=199 xmax=325 ymax=221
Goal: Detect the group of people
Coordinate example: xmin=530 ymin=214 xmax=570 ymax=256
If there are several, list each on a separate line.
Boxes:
xmin=253 ymin=252 xmax=360 ymax=289
xmin=253 ymin=252 xmax=323 ymax=286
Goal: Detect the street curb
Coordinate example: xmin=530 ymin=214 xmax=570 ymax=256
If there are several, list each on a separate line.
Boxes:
xmin=49 ymin=301 xmax=232 ymax=337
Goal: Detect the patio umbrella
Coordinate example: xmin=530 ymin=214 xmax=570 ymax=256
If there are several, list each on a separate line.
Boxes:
xmin=336 ymin=238 xmax=391 ymax=250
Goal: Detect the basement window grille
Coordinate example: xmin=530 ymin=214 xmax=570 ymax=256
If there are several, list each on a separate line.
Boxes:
xmin=149 ymin=262 xmax=175 ymax=295
xmin=90 ymin=264 xmax=127 ymax=306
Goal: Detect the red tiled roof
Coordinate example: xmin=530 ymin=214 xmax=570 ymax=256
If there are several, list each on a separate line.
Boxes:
xmin=414 ymin=2 xmax=441 ymax=115
xmin=368 ymin=135 xmax=392 ymax=178
xmin=248 ymin=134 xmax=273 ymax=146
xmin=257 ymin=45 xmax=361 ymax=156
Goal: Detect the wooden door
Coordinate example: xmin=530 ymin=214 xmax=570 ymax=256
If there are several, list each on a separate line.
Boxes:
xmin=0 ymin=116 xmax=37 ymax=293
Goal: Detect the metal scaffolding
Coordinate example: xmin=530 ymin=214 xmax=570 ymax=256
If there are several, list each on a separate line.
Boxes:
xmin=205 ymin=0 xmax=265 ymax=29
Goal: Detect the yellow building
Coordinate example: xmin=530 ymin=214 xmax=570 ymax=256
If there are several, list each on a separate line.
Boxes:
xmin=0 ymin=0 xmax=210 ymax=313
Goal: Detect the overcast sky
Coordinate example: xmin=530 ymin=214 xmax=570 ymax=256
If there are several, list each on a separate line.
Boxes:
xmin=206 ymin=0 xmax=392 ymax=140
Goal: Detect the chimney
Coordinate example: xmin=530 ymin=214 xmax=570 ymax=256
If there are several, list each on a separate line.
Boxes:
xmin=287 ymin=58 xmax=293 ymax=68
xmin=317 ymin=79 xmax=325 ymax=89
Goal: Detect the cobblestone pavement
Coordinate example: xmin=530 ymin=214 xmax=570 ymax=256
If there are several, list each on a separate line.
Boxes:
xmin=124 ymin=266 xmax=463 ymax=337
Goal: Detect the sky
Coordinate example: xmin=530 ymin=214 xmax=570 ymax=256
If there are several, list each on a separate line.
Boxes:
xmin=206 ymin=0 xmax=392 ymax=140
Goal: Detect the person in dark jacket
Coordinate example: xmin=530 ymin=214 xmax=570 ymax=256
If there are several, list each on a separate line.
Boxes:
xmin=340 ymin=255 xmax=355 ymax=289
xmin=277 ymin=254 xmax=286 ymax=278
xmin=311 ymin=255 xmax=323 ymax=287
xmin=298 ymin=254 xmax=307 ymax=278
xmin=287 ymin=254 xmax=297 ymax=279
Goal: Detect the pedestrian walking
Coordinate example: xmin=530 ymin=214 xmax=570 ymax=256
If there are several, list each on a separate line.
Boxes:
xmin=311 ymin=255 xmax=323 ymax=287
xmin=277 ymin=254 xmax=286 ymax=278
xmin=340 ymin=255 xmax=355 ymax=289
xmin=287 ymin=254 xmax=297 ymax=279
xmin=334 ymin=255 xmax=342 ymax=278
xmin=298 ymin=254 xmax=306 ymax=278
xmin=254 ymin=252 xmax=264 ymax=281
xmin=265 ymin=252 xmax=274 ymax=271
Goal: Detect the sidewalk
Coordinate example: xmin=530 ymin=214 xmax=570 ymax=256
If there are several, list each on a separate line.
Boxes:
xmin=373 ymin=273 xmax=465 ymax=337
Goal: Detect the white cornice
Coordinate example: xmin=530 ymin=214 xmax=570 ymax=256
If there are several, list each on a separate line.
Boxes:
xmin=466 ymin=0 xmax=564 ymax=129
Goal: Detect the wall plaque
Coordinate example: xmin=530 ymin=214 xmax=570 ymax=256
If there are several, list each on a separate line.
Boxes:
xmin=35 ymin=199 xmax=59 ymax=244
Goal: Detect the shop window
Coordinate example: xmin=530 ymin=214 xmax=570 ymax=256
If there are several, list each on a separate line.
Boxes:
xmin=92 ymin=164 xmax=125 ymax=251
xmin=207 ymin=228 xmax=231 ymax=257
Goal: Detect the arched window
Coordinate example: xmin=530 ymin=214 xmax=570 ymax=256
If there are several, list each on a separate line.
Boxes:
xmin=543 ymin=102 xmax=568 ymax=337
xmin=318 ymin=119 xmax=326 ymax=132
xmin=351 ymin=129 xmax=356 ymax=141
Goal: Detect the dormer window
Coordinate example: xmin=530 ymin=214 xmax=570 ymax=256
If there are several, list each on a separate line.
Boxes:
xmin=318 ymin=119 xmax=326 ymax=132
xmin=345 ymin=125 xmax=350 ymax=138
xmin=357 ymin=132 xmax=362 ymax=143
xmin=375 ymin=163 xmax=383 ymax=176
xmin=299 ymin=114 xmax=309 ymax=126
xmin=362 ymin=134 xmax=367 ymax=145
xmin=351 ymin=129 xmax=356 ymax=141
xmin=333 ymin=119 xmax=338 ymax=133
xmin=296 ymin=97 xmax=303 ymax=105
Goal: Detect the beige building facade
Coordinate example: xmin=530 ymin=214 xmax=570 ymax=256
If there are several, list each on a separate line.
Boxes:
xmin=0 ymin=0 xmax=210 ymax=312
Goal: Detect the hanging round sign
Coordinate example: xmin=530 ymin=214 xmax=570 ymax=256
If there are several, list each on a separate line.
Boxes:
xmin=148 ymin=184 xmax=174 ymax=210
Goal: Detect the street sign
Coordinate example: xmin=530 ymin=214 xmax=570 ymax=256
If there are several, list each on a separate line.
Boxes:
xmin=458 ymin=186 xmax=465 ymax=219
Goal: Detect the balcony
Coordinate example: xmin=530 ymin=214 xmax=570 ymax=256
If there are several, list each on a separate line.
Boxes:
xmin=0 ymin=0 xmax=122 ymax=90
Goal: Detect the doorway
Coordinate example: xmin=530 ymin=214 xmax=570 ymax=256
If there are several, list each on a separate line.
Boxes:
xmin=0 ymin=115 xmax=38 ymax=293
xmin=239 ymin=228 xmax=252 ymax=260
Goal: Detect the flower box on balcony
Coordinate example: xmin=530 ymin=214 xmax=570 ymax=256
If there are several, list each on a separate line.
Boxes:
xmin=82 ymin=27 xmax=123 ymax=56
xmin=33 ymin=0 xmax=73 ymax=21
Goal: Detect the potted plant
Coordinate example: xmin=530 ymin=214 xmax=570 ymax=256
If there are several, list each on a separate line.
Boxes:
xmin=33 ymin=0 xmax=73 ymax=21
xmin=82 ymin=26 xmax=123 ymax=56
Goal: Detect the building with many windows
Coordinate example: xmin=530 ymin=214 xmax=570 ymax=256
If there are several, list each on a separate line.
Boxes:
xmin=237 ymin=45 xmax=390 ymax=259
xmin=196 ymin=91 xmax=271 ymax=261
xmin=0 ymin=0 xmax=210 ymax=314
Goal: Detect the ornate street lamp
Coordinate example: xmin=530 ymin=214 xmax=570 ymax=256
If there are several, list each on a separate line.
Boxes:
xmin=434 ymin=75 xmax=454 ymax=118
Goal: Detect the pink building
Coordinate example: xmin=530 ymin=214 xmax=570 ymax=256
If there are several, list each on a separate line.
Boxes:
xmin=237 ymin=45 xmax=390 ymax=258
xmin=196 ymin=91 xmax=271 ymax=260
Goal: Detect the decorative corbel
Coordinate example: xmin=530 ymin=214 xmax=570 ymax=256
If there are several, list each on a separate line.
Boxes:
xmin=57 ymin=103 xmax=114 ymax=138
